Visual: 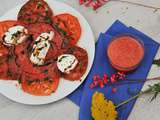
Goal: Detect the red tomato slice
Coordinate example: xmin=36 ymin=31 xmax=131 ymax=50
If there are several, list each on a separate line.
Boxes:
xmin=52 ymin=13 xmax=81 ymax=45
xmin=0 ymin=44 xmax=9 ymax=58
xmin=21 ymin=63 xmax=60 ymax=96
xmin=18 ymin=0 xmax=53 ymax=25
xmin=7 ymin=50 xmax=22 ymax=80
xmin=0 ymin=20 xmax=17 ymax=38
xmin=14 ymin=40 xmax=40 ymax=75
xmin=27 ymin=23 xmax=54 ymax=39
xmin=0 ymin=20 xmax=18 ymax=80
xmin=0 ymin=20 xmax=18 ymax=58
xmin=60 ymin=46 xmax=88 ymax=81
xmin=0 ymin=62 xmax=10 ymax=80
xmin=21 ymin=77 xmax=59 ymax=96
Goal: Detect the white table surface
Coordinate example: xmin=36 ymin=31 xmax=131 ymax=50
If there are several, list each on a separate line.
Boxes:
xmin=0 ymin=0 xmax=160 ymax=120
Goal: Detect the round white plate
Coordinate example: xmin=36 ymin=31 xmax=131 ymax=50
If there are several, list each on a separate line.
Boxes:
xmin=0 ymin=0 xmax=95 ymax=105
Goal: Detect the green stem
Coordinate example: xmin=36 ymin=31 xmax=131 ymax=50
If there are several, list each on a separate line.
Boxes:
xmin=116 ymin=88 xmax=152 ymax=108
xmin=115 ymin=92 xmax=141 ymax=108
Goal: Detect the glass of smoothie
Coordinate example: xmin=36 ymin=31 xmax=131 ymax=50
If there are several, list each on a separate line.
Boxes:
xmin=107 ymin=34 xmax=145 ymax=72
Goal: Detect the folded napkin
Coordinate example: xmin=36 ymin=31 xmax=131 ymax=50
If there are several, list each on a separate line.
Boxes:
xmin=68 ymin=20 xmax=159 ymax=108
xmin=78 ymin=21 xmax=159 ymax=120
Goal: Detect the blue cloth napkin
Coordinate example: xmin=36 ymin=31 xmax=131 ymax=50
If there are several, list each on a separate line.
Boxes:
xmin=68 ymin=20 xmax=159 ymax=108
xmin=78 ymin=21 xmax=159 ymax=120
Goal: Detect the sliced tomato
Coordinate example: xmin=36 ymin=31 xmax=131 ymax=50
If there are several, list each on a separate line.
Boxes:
xmin=21 ymin=63 xmax=60 ymax=96
xmin=0 ymin=20 xmax=20 ymax=80
xmin=0 ymin=62 xmax=10 ymax=80
xmin=27 ymin=23 xmax=54 ymax=39
xmin=21 ymin=76 xmax=59 ymax=96
xmin=0 ymin=20 xmax=17 ymax=38
xmin=8 ymin=58 xmax=21 ymax=80
xmin=45 ymin=42 xmax=59 ymax=62
xmin=0 ymin=43 xmax=9 ymax=58
xmin=14 ymin=38 xmax=61 ymax=96
xmin=52 ymin=13 xmax=81 ymax=45
xmin=15 ymin=44 xmax=39 ymax=74
xmin=5 ymin=47 xmax=20 ymax=80
xmin=60 ymin=46 xmax=88 ymax=81
xmin=18 ymin=0 xmax=53 ymax=25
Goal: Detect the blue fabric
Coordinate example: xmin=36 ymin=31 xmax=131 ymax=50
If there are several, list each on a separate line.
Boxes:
xmin=68 ymin=20 xmax=159 ymax=120
xmin=68 ymin=20 xmax=159 ymax=106
xmin=78 ymin=21 xmax=159 ymax=120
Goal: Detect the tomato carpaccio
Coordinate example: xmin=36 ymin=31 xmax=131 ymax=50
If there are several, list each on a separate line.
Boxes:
xmin=60 ymin=46 xmax=88 ymax=81
xmin=0 ymin=20 xmax=18 ymax=80
xmin=18 ymin=0 xmax=53 ymax=25
xmin=52 ymin=14 xmax=81 ymax=46
xmin=0 ymin=0 xmax=87 ymax=96
xmin=21 ymin=63 xmax=60 ymax=96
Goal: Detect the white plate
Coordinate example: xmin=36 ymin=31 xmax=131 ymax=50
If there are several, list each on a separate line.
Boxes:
xmin=0 ymin=0 xmax=95 ymax=105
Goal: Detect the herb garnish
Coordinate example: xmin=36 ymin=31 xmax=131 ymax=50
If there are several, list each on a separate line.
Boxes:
xmin=37 ymin=1 xmax=43 ymax=9
xmin=18 ymin=79 xmax=21 ymax=84
xmin=43 ymin=17 xmax=72 ymax=47
xmin=43 ymin=70 xmax=48 ymax=74
xmin=45 ymin=8 xmax=49 ymax=15
xmin=12 ymin=31 xmax=21 ymax=39
xmin=68 ymin=47 xmax=75 ymax=54
xmin=61 ymin=39 xmax=69 ymax=48
xmin=34 ymin=39 xmax=41 ymax=45
xmin=7 ymin=70 xmax=12 ymax=77
xmin=38 ymin=13 xmax=43 ymax=17
xmin=54 ymin=24 xmax=67 ymax=36
xmin=153 ymin=58 xmax=160 ymax=67
xmin=8 ymin=54 xmax=14 ymax=62
xmin=58 ymin=55 xmax=67 ymax=62
xmin=79 ymin=62 xmax=83 ymax=69
xmin=27 ymin=18 xmax=32 ymax=22
xmin=44 ymin=16 xmax=52 ymax=24
xmin=37 ymin=46 xmax=45 ymax=51
xmin=45 ymin=43 xmax=48 ymax=47
xmin=27 ymin=80 xmax=34 ymax=85
xmin=44 ymin=77 xmax=49 ymax=81
xmin=45 ymin=36 xmax=49 ymax=41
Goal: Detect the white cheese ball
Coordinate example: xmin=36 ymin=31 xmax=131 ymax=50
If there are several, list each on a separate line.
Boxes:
xmin=57 ymin=54 xmax=78 ymax=74
xmin=3 ymin=25 xmax=28 ymax=46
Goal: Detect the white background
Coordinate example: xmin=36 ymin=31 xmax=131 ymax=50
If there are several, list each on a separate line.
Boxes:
xmin=0 ymin=0 xmax=160 ymax=120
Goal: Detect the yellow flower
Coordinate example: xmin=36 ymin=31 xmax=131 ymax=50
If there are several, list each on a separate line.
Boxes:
xmin=91 ymin=92 xmax=117 ymax=120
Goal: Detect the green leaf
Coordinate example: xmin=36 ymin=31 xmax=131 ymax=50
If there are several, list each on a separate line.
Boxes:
xmin=44 ymin=77 xmax=49 ymax=81
xmin=8 ymin=54 xmax=14 ymax=62
xmin=44 ymin=17 xmax=52 ymax=24
xmin=27 ymin=80 xmax=34 ymax=86
xmin=43 ymin=70 xmax=48 ymax=74
xmin=153 ymin=59 xmax=160 ymax=67
xmin=7 ymin=70 xmax=12 ymax=77
xmin=37 ymin=1 xmax=43 ymax=9
xmin=150 ymin=92 xmax=159 ymax=102
xmin=18 ymin=79 xmax=21 ymax=84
